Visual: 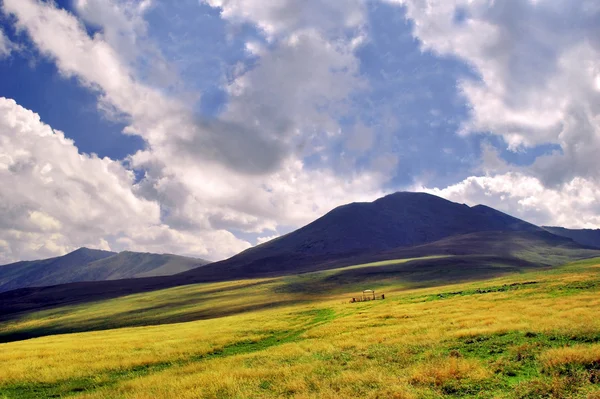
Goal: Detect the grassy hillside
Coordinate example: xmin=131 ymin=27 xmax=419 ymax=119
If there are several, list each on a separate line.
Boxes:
xmin=2 ymin=231 xmax=597 ymax=319
xmin=1 ymin=257 xmax=600 ymax=398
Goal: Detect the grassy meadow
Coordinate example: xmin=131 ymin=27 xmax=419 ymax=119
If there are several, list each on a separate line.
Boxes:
xmin=1 ymin=256 xmax=600 ymax=398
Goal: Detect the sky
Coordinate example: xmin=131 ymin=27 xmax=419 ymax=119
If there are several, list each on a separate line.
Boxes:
xmin=0 ymin=0 xmax=599 ymax=263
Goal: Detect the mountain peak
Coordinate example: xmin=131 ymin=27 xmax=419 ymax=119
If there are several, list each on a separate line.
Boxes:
xmin=189 ymin=191 xmax=546 ymax=276
xmin=64 ymin=247 xmax=117 ymax=261
xmin=71 ymin=247 xmax=113 ymax=254
xmin=376 ymin=191 xmax=449 ymax=202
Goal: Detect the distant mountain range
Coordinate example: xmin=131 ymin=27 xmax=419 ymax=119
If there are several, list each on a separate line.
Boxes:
xmin=0 ymin=248 xmax=210 ymax=293
xmin=542 ymin=226 xmax=600 ymax=249
xmin=1 ymin=191 xmax=599 ymax=316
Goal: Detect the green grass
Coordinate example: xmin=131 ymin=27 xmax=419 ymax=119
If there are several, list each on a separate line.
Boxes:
xmin=1 ymin=256 xmax=600 ymax=398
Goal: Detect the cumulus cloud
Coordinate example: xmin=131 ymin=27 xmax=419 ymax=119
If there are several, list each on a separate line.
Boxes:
xmin=0 ymin=97 xmax=250 ymax=263
xmin=0 ymin=0 xmax=389 ymax=262
xmin=387 ymin=0 xmax=600 ymax=186
xmin=388 ymin=0 xmax=600 ymax=228
xmin=420 ymin=173 xmax=600 ymax=229
xmin=13 ymin=0 xmax=600 ymax=264
xmin=256 ymin=234 xmax=280 ymax=245
xmin=203 ymin=0 xmax=366 ymax=39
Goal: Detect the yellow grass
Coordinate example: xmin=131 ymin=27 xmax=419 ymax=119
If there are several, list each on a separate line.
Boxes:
xmin=541 ymin=345 xmax=600 ymax=370
xmin=1 ymin=257 xmax=600 ymax=398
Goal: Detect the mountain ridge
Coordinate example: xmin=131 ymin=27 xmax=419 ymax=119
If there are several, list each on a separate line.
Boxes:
xmin=0 ymin=249 xmax=210 ymax=293
xmin=542 ymin=226 xmax=600 ymax=249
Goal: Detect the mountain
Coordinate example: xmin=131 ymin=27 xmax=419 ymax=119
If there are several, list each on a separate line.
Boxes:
xmin=542 ymin=226 xmax=600 ymax=249
xmin=0 ymin=248 xmax=116 ymax=293
xmin=0 ymin=249 xmax=210 ymax=293
xmin=179 ymin=192 xmax=544 ymax=279
xmin=2 ymin=192 xmax=598 ymax=318
xmin=254 ymin=192 xmax=541 ymax=257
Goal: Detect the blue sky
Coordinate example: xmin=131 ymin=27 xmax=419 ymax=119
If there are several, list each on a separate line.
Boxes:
xmin=0 ymin=0 xmax=599 ymax=263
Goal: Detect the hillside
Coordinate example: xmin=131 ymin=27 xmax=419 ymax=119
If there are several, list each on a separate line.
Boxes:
xmin=543 ymin=226 xmax=600 ymax=249
xmin=0 ymin=249 xmax=210 ymax=293
xmin=3 ymin=230 xmax=598 ymax=319
xmin=241 ymin=192 xmax=542 ymax=257
xmin=1 ymin=192 xmax=598 ymax=317
xmin=2 ymin=257 xmax=600 ymax=398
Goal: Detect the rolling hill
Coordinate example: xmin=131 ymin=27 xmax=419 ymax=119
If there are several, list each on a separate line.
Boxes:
xmin=3 ymin=255 xmax=600 ymax=397
xmin=543 ymin=226 xmax=600 ymax=249
xmin=0 ymin=249 xmax=210 ymax=293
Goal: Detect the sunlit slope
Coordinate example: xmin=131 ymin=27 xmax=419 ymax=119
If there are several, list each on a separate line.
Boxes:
xmin=2 ymin=238 xmax=598 ymax=343
xmin=0 ymin=255 xmax=543 ymax=342
xmin=2 ymin=229 xmax=596 ymax=319
xmin=1 ymin=258 xmax=600 ymax=398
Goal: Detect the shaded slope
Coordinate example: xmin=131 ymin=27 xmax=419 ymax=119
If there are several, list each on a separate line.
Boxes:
xmin=181 ymin=192 xmax=542 ymax=279
xmin=49 ymin=251 xmax=211 ymax=283
xmin=0 ymin=248 xmax=116 ymax=293
xmin=543 ymin=226 xmax=600 ymax=249
xmin=243 ymin=192 xmax=541 ymax=257
xmin=0 ymin=249 xmax=210 ymax=293
xmin=184 ymin=230 xmax=599 ymax=282
xmin=377 ymin=230 xmax=599 ymax=265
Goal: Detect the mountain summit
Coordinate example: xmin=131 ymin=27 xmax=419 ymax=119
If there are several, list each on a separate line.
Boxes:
xmin=237 ymin=192 xmax=540 ymax=257
xmin=181 ymin=192 xmax=545 ymax=279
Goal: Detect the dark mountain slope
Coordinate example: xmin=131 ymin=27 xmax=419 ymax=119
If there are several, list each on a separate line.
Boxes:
xmin=180 ymin=192 xmax=542 ymax=279
xmin=543 ymin=226 xmax=600 ymax=249
xmin=180 ymin=230 xmax=598 ymax=283
xmin=43 ymin=251 xmax=211 ymax=283
xmin=241 ymin=192 xmax=540 ymax=258
xmin=0 ymin=249 xmax=210 ymax=293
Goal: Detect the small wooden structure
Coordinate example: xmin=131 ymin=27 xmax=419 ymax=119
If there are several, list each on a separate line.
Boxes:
xmin=362 ymin=289 xmax=376 ymax=301
xmin=350 ymin=289 xmax=385 ymax=303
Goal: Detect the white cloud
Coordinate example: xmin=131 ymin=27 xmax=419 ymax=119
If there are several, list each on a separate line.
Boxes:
xmin=386 ymin=0 xmax=600 ymax=186
xmin=0 ymin=0 xmax=390 ymax=262
xmin=0 ymin=28 xmax=16 ymax=57
xmin=420 ymin=173 xmax=600 ymax=229
xmin=256 ymin=234 xmax=280 ymax=245
xmin=203 ymin=0 xmax=366 ymax=39
xmin=0 ymin=97 xmax=250 ymax=263
xmin=389 ymin=0 xmax=600 ymax=229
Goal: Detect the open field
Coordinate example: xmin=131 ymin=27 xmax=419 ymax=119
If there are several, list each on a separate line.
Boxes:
xmin=2 ymin=257 xmax=600 ymax=398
